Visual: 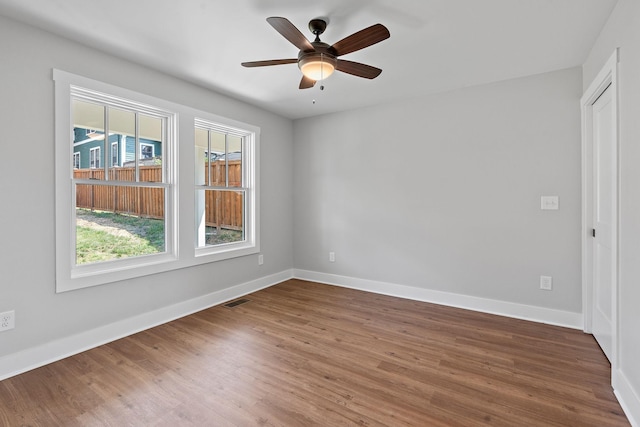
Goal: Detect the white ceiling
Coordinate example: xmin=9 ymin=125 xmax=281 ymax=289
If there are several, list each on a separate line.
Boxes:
xmin=0 ymin=0 xmax=617 ymax=119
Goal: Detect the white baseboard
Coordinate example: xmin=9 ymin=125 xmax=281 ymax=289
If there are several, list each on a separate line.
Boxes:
xmin=615 ymin=369 xmax=640 ymax=427
xmin=0 ymin=269 xmax=587 ymax=380
xmin=293 ymin=269 xmax=583 ymax=329
xmin=0 ymin=269 xmax=294 ymax=381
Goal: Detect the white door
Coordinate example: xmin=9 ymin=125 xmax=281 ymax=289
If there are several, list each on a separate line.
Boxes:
xmin=591 ymin=84 xmax=614 ymax=362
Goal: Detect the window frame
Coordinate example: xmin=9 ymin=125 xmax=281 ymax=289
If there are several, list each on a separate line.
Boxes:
xmin=54 ymin=69 xmax=260 ymax=293
xmin=194 ymin=119 xmax=257 ymax=257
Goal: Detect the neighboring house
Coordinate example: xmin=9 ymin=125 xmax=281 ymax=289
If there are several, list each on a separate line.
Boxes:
xmin=72 ymin=127 xmax=162 ymax=169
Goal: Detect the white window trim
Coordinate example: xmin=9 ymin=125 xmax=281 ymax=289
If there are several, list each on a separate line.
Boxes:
xmin=73 ymin=152 xmax=80 ymax=169
xmin=54 ymin=69 xmax=260 ymax=293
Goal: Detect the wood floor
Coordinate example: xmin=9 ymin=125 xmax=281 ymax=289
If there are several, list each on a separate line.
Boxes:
xmin=0 ymin=279 xmax=629 ymax=426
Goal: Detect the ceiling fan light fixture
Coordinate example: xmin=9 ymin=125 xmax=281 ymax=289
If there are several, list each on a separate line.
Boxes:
xmin=298 ymin=52 xmax=337 ymax=81
xmin=242 ymin=17 xmax=390 ymax=89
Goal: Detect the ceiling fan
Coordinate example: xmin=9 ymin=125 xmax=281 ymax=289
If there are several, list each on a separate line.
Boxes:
xmin=241 ymin=17 xmax=390 ymax=89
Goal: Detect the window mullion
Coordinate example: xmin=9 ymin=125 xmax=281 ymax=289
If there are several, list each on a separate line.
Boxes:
xmin=241 ymin=135 xmax=246 ymax=188
xmin=103 ymin=106 xmax=109 ymax=181
xmin=162 ymin=117 xmax=166 ymax=183
xmin=208 ymin=130 xmax=212 ymax=187
xmin=225 ymin=133 xmax=229 ymax=187
xmin=135 ymin=112 xmax=140 ymax=182
xmin=75 ymin=179 xmax=169 ymax=189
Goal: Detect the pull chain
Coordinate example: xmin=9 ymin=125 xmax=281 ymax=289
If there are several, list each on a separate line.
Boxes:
xmin=319 ymin=53 xmax=325 ymax=91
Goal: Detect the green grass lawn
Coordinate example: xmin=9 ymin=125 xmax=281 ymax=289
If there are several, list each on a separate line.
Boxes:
xmin=75 ymin=209 xmax=243 ymax=264
xmin=205 ymin=227 xmax=243 ymax=245
xmin=76 ymin=209 xmax=165 ymax=264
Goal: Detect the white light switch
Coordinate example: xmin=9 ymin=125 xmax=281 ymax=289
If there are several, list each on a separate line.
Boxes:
xmin=540 ymin=275 xmax=553 ymax=290
xmin=541 ymin=196 xmax=559 ymax=210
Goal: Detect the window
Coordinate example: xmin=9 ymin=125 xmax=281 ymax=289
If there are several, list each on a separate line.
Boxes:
xmin=55 ymin=70 xmax=177 ymax=291
xmin=111 ymin=141 xmax=118 ymax=167
xmin=89 ymin=146 xmax=100 ymax=168
xmin=140 ymin=143 xmax=154 ymax=159
xmin=72 ymin=95 xmax=171 ymax=265
xmin=195 ymin=120 xmax=256 ymax=254
xmin=54 ymin=70 xmax=259 ymax=292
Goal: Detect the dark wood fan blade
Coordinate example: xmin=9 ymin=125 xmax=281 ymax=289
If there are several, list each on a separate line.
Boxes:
xmin=331 ymin=24 xmax=390 ymax=57
xmin=241 ymin=59 xmax=298 ymax=67
xmin=299 ymin=76 xmax=316 ymax=89
xmin=267 ymin=17 xmax=314 ymax=52
xmin=336 ymin=59 xmax=382 ymax=79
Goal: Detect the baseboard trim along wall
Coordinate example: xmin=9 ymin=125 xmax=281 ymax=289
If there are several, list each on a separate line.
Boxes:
xmin=614 ymin=369 xmax=640 ymax=427
xmin=0 ymin=268 xmax=585 ymax=382
xmin=0 ymin=270 xmax=294 ymax=382
xmin=293 ymin=269 xmax=584 ymax=330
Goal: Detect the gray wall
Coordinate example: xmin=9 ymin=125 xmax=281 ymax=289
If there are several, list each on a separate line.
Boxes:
xmin=583 ymin=0 xmax=640 ymax=422
xmin=0 ymin=15 xmax=293 ymax=358
xmin=293 ymin=67 xmax=583 ymax=313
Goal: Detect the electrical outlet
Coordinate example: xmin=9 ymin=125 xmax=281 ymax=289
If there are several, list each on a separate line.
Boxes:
xmin=258 ymin=254 xmax=264 ymax=265
xmin=541 ymin=196 xmax=559 ymax=210
xmin=0 ymin=311 xmax=15 ymax=331
xmin=540 ymin=276 xmax=553 ymax=291
xmin=329 ymin=252 xmax=335 ymax=262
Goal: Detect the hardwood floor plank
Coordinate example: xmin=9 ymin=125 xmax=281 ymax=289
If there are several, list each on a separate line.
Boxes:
xmin=0 ymin=279 xmax=629 ymax=426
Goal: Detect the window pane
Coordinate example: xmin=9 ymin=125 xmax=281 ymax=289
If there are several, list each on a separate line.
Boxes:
xmin=209 ymin=130 xmax=226 ymax=160
xmin=72 ymin=99 xmax=105 ymax=177
xmin=195 ymin=127 xmax=208 ymax=186
xmin=196 ymin=189 xmax=244 ymax=247
xmin=210 ymin=131 xmax=226 ymax=186
xmin=139 ymin=114 xmax=163 ymax=182
xmin=75 ymin=184 xmax=165 ymax=265
xmin=227 ymin=135 xmax=243 ymax=188
xmin=108 ymin=107 xmax=135 ymax=178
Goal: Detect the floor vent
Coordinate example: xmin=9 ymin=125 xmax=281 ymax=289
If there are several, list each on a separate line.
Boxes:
xmin=224 ymin=298 xmax=250 ymax=308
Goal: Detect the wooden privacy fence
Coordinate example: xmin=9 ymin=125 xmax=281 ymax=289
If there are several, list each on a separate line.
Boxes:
xmin=74 ymin=161 xmax=243 ymax=230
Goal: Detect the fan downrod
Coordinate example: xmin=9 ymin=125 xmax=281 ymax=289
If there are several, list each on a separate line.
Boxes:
xmin=308 ymin=19 xmax=327 ymax=42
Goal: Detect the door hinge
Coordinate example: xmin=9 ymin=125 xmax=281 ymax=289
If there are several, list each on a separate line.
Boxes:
xmin=592 ymin=228 xmax=596 ymax=238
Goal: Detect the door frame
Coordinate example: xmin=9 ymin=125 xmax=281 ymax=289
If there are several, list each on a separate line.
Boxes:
xmin=581 ymin=49 xmax=619 ymax=376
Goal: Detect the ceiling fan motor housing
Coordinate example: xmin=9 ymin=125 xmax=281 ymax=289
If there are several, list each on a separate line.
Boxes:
xmin=308 ymin=18 xmax=328 ymax=40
